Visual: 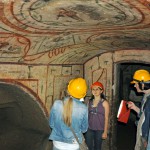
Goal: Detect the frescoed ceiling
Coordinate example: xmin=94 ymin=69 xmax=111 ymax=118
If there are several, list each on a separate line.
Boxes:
xmin=0 ymin=0 xmax=150 ymax=65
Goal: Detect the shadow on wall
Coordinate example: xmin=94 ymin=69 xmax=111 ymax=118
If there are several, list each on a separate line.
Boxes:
xmin=0 ymin=82 xmax=52 ymax=150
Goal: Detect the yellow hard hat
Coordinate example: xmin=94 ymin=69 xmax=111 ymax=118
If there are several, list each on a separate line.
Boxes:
xmin=67 ymin=78 xmax=87 ymax=99
xmin=131 ymin=69 xmax=150 ymax=84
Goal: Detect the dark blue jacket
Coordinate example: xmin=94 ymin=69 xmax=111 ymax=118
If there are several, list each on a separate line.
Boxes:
xmin=141 ymin=95 xmax=150 ymax=141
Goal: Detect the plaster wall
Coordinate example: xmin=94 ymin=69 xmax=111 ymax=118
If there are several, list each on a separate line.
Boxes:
xmin=0 ymin=64 xmax=83 ymax=114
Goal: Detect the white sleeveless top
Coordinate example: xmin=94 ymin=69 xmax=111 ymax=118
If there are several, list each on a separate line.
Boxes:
xmin=53 ymin=141 xmax=79 ymax=150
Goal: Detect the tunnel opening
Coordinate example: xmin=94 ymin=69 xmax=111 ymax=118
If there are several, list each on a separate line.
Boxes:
xmin=0 ymin=81 xmax=51 ymax=150
xmin=115 ymin=62 xmax=150 ymax=150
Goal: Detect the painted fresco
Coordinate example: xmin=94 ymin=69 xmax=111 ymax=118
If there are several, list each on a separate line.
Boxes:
xmin=0 ymin=0 xmax=150 ymax=64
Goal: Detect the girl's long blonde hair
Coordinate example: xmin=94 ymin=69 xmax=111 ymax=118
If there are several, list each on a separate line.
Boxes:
xmin=63 ymin=97 xmax=73 ymax=126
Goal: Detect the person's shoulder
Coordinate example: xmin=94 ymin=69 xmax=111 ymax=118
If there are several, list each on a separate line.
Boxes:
xmin=102 ymin=99 xmax=109 ymax=103
xmin=81 ymin=102 xmax=88 ymax=108
xmin=102 ymin=99 xmax=109 ymax=106
xmin=74 ymin=99 xmax=88 ymax=108
xmin=53 ymin=100 xmax=62 ymax=105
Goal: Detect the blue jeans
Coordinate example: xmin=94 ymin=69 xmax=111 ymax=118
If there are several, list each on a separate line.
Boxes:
xmin=85 ymin=128 xmax=103 ymax=150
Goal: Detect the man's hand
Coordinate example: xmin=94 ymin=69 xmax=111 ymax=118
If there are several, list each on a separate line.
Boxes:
xmin=127 ymin=101 xmax=140 ymax=113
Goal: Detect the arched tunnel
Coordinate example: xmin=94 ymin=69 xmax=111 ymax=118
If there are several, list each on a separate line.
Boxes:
xmin=0 ymin=82 xmax=51 ymax=150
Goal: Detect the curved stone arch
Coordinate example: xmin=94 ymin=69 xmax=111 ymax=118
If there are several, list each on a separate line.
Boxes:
xmin=0 ymin=80 xmax=51 ymax=150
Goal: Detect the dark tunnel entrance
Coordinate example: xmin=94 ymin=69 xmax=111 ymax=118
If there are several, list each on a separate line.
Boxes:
xmin=0 ymin=81 xmax=51 ymax=150
xmin=116 ymin=63 xmax=150 ymax=150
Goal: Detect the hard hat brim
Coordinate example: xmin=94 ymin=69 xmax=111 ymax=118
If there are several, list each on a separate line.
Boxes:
xmin=130 ymin=80 xmax=137 ymax=84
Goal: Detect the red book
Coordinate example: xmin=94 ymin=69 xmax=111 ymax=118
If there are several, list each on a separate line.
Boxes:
xmin=117 ymin=100 xmax=130 ymax=123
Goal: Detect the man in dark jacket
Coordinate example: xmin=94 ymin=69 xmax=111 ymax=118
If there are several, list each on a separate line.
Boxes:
xmin=127 ymin=69 xmax=150 ymax=150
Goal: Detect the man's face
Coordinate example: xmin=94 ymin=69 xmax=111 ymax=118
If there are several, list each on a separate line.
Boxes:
xmin=134 ymin=82 xmax=143 ymax=93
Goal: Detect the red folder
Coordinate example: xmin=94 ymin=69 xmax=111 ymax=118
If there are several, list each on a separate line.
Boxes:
xmin=117 ymin=100 xmax=130 ymax=123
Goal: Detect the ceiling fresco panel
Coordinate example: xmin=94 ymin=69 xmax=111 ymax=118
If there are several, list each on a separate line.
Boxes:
xmin=0 ymin=0 xmax=150 ymax=64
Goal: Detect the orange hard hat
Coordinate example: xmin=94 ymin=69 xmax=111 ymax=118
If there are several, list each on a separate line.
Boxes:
xmin=91 ymin=81 xmax=104 ymax=90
